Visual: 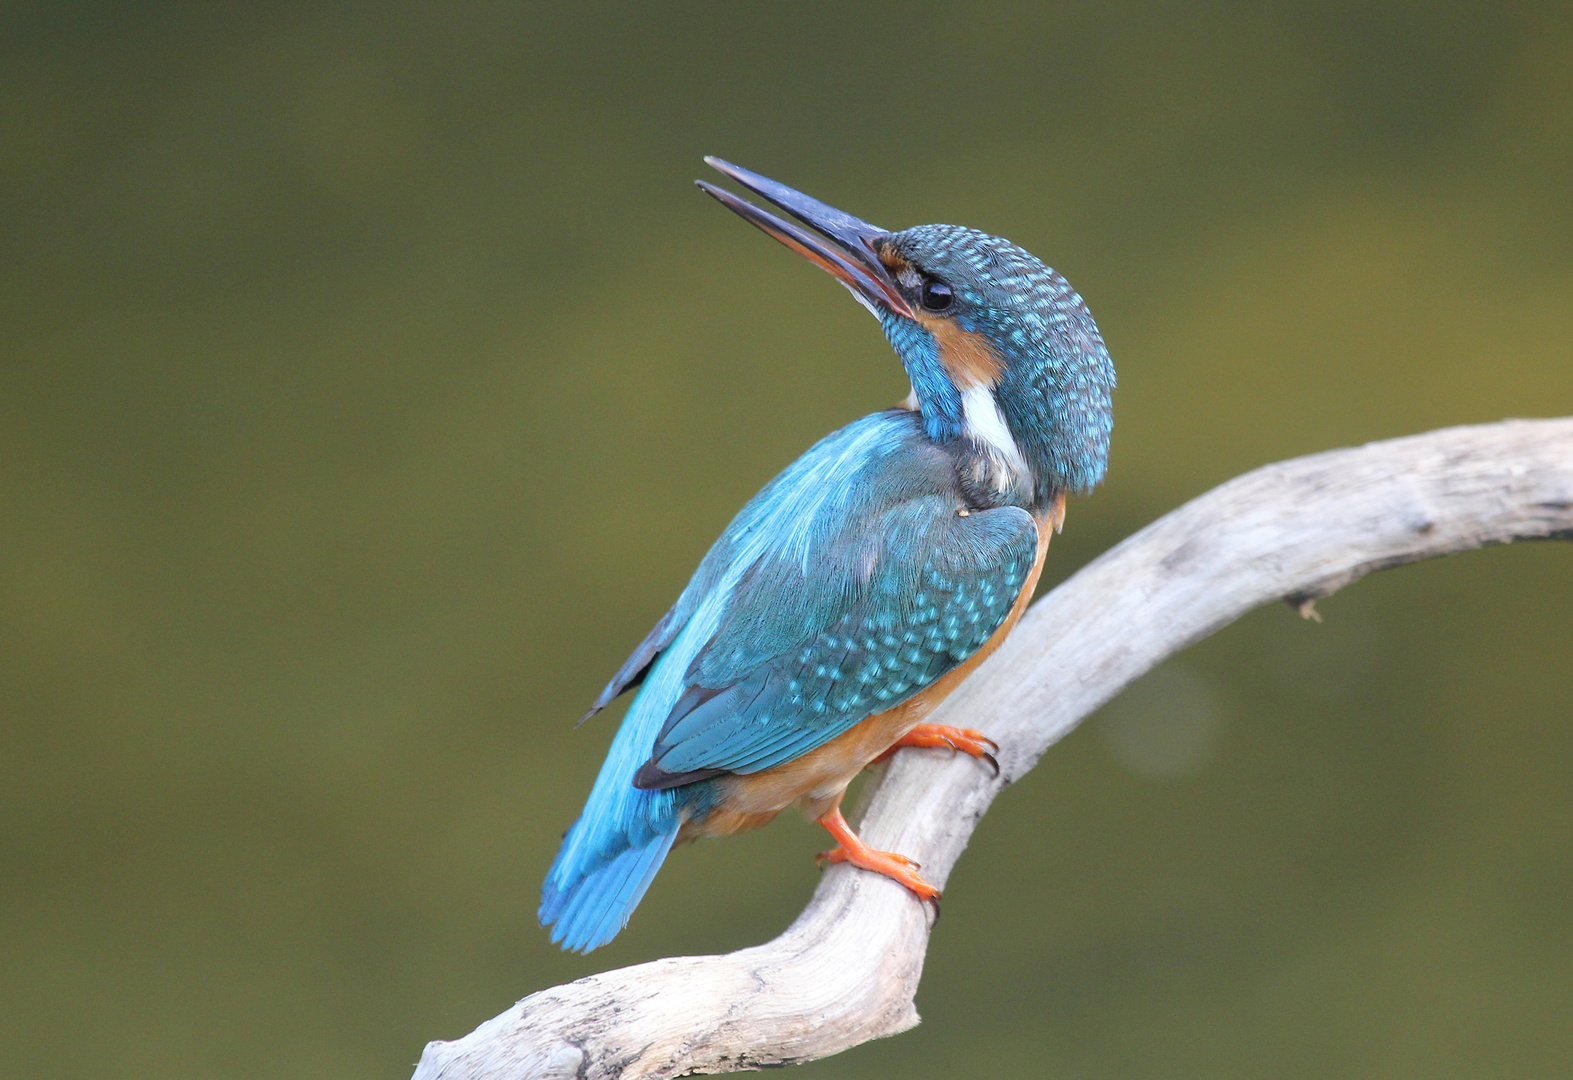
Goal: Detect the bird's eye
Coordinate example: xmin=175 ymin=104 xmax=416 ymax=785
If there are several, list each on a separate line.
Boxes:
xmin=920 ymin=278 xmax=954 ymax=312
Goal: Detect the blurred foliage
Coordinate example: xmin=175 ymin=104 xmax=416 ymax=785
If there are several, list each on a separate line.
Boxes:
xmin=2 ymin=2 xmax=1571 ymax=1077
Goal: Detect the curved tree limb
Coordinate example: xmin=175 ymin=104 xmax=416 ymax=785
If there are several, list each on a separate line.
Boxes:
xmin=414 ymin=417 xmax=1573 ymax=1080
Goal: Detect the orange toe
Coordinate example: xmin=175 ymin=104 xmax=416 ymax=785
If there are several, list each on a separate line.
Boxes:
xmin=815 ymin=807 xmax=941 ymax=912
xmin=875 ymin=723 xmax=1000 ymax=776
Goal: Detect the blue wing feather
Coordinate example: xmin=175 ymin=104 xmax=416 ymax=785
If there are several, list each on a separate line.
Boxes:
xmin=578 ymin=600 xmax=688 ymax=724
xmin=647 ymin=495 xmax=1036 ymax=777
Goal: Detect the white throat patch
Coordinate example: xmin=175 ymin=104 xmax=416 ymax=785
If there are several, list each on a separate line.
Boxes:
xmin=960 ymin=383 xmax=1030 ymax=494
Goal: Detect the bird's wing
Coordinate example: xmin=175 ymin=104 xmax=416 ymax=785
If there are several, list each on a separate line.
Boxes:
xmin=636 ymin=487 xmax=1038 ymax=786
xmin=578 ymin=601 xmax=688 ymax=724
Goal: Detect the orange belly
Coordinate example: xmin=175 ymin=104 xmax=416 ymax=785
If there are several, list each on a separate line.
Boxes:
xmin=685 ymin=494 xmax=1064 ymax=841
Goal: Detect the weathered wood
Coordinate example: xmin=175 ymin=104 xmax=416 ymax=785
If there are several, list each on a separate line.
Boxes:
xmin=414 ymin=417 xmax=1573 ymax=1080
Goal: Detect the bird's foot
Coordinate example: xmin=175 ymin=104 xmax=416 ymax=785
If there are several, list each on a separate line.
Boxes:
xmin=814 ymin=807 xmax=941 ymax=918
xmin=874 ymin=723 xmax=1000 ymax=776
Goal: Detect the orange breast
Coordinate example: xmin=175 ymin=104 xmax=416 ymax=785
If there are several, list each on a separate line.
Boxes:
xmin=687 ymin=494 xmax=1064 ymax=841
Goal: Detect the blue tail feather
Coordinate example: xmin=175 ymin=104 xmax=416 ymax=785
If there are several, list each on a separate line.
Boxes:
xmin=540 ymin=810 xmax=680 ymax=953
xmin=539 ymin=717 xmax=694 ymax=951
xmin=542 ymin=595 xmax=727 ymax=951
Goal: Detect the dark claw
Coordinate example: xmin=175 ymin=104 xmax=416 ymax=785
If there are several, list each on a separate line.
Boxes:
xmin=924 ymin=893 xmax=942 ymax=923
xmin=980 ymin=751 xmax=1000 ymax=778
xmin=980 ymin=735 xmax=1000 ymax=753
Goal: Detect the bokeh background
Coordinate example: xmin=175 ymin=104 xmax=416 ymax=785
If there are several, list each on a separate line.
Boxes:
xmin=3 ymin=2 xmax=1572 ymax=1077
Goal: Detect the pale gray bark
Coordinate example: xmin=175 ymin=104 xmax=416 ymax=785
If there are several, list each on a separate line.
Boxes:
xmin=414 ymin=417 xmax=1573 ymax=1080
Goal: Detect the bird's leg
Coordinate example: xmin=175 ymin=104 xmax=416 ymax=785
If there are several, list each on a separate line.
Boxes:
xmin=873 ymin=723 xmax=1000 ymax=776
xmin=814 ymin=805 xmax=940 ymax=914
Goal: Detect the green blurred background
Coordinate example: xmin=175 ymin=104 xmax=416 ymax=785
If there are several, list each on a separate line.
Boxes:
xmin=3 ymin=2 xmax=1571 ymax=1077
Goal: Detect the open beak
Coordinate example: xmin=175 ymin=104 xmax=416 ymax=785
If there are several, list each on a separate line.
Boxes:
xmin=698 ymin=157 xmax=915 ymax=319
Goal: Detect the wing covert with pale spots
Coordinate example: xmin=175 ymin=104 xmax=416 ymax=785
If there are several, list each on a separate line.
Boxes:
xmin=635 ymin=492 xmax=1038 ymax=786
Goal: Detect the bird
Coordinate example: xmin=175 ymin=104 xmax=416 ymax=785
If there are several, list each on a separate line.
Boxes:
xmin=539 ymin=158 xmax=1115 ymax=953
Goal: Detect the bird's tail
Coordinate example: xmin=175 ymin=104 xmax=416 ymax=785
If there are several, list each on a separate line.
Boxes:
xmin=540 ymin=674 xmax=699 ymax=952
xmin=539 ymin=792 xmax=682 ymax=953
xmin=542 ymin=598 xmax=721 ymax=951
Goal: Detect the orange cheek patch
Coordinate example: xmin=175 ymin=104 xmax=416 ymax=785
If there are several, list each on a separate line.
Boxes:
xmin=915 ymin=313 xmax=1003 ymax=388
xmin=877 ymin=244 xmax=1001 ymax=388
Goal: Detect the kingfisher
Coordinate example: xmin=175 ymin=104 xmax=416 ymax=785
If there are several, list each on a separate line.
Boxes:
xmin=540 ymin=158 xmax=1115 ymax=952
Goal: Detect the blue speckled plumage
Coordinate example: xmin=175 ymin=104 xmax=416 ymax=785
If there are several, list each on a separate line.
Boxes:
xmin=540 ymin=161 xmax=1114 ymax=952
xmin=646 ymin=415 xmax=1037 ymax=781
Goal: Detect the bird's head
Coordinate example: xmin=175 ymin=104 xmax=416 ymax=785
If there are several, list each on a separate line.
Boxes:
xmin=700 ymin=158 xmax=1115 ymax=507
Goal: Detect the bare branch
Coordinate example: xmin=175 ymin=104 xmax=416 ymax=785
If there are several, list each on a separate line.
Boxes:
xmin=414 ymin=418 xmax=1573 ymax=1080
